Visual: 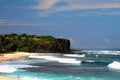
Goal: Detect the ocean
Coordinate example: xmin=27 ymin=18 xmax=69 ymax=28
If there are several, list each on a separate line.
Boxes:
xmin=0 ymin=50 xmax=120 ymax=80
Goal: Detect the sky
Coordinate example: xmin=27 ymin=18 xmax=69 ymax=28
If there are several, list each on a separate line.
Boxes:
xmin=0 ymin=0 xmax=120 ymax=49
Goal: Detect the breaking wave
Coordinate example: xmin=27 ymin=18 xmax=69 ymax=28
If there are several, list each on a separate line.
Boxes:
xmin=0 ymin=62 xmax=37 ymax=73
xmin=108 ymin=61 xmax=120 ymax=70
xmin=0 ymin=65 xmax=17 ymax=73
xmin=63 ymin=54 xmax=85 ymax=57
xmin=29 ymin=56 xmax=81 ymax=65
xmin=85 ymin=50 xmax=120 ymax=55
xmin=21 ymin=77 xmax=41 ymax=80
xmin=84 ymin=60 xmax=95 ymax=63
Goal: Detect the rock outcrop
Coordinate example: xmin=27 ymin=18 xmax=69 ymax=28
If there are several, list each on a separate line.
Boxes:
xmin=0 ymin=33 xmax=71 ymax=53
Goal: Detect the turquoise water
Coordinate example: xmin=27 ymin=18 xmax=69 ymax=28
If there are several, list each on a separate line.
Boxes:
xmin=0 ymin=50 xmax=120 ymax=80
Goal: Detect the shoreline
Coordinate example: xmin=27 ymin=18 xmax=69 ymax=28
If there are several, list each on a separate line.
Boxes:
xmin=0 ymin=52 xmax=61 ymax=62
xmin=0 ymin=52 xmax=32 ymax=80
xmin=0 ymin=52 xmax=33 ymax=62
xmin=0 ymin=52 xmax=61 ymax=80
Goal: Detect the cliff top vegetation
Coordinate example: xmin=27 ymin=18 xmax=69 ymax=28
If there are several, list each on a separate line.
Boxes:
xmin=0 ymin=33 xmax=70 ymax=53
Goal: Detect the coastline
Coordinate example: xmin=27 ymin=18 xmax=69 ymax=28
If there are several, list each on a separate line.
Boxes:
xmin=0 ymin=52 xmax=34 ymax=62
xmin=0 ymin=52 xmax=33 ymax=80
xmin=0 ymin=52 xmax=61 ymax=62
xmin=0 ymin=52 xmax=61 ymax=80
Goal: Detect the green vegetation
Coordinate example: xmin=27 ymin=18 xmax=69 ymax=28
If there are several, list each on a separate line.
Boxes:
xmin=0 ymin=33 xmax=70 ymax=53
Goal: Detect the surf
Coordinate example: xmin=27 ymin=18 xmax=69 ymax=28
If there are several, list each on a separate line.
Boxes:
xmin=63 ymin=54 xmax=85 ymax=57
xmin=86 ymin=50 xmax=120 ymax=55
xmin=0 ymin=65 xmax=17 ymax=73
xmin=29 ymin=56 xmax=81 ymax=65
xmin=108 ymin=61 xmax=120 ymax=70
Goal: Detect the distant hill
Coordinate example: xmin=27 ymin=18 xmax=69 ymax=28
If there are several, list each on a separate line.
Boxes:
xmin=0 ymin=33 xmax=71 ymax=53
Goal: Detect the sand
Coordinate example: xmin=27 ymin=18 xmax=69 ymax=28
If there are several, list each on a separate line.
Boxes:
xmin=0 ymin=76 xmax=19 ymax=80
xmin=0 ymin=52 xmax=61 ymax=62
xmin=0 ymin=52 xmax=61 ymax=80
xmin=0 ymin=52 xmax=35 ymax=62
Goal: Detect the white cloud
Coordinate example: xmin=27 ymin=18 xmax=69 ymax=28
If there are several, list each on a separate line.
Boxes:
xmin=31 ymin=0 xmax=120 ymax=16
xmin=68 ymin=38 xmax=80 ymax=48
xmin=69 ymin=38 xmax=77 ymax=45
xmin=32 ymin=0 xmax=59 ymax=10
xmin=0 ymin=20 xmax=72 ymax=26
xmin=34 ymin=0 xmax=120 ymax=11
xmin=77 ymin=9 xmax=120 ymax=16
xmin=0 ymin=20 xmax=36 ymax=26
xmin=59 ymin=0 xmax=120 ymax=11
xmin=58 ymin=36 xmax=79 ymax=48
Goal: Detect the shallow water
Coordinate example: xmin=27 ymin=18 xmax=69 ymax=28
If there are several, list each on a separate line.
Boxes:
xmin=0 ymin=50 xmax=120 ymax=80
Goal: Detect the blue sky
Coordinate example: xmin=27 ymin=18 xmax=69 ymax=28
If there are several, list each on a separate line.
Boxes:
xmin=0 ymin=0 xmax=120 ymax=49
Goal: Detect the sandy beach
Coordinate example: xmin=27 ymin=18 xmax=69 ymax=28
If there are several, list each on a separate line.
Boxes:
xmin=0 ymin=52 xmax=61 ymax=62
xmin=0 ymin=52 xmax=35 ymax=62
xmin=0 ymin=76 xmax=19 ymax=80
xmin=0 ymin=52 xmax=61 ymax=80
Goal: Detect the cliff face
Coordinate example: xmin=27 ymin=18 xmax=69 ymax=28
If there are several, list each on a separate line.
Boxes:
xmin=54 ymin=38 xmax=70 ymax=53
xmin=0 ymin=34 xmax=71 ymax=53
xmin=28 ymin=38 xmax=70 ymax=53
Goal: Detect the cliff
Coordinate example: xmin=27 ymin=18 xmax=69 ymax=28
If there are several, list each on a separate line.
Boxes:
xmin=0 ymin=33 xmax=71 ymax=53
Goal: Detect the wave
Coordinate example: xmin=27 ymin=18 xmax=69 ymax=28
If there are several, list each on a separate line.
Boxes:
xmin=82 ymin=60 xmax=110 ymax=65
xmin=29 ymin=56 xmax=81 ymax=65
xmin=0 ymin=62 xmax=37 ymax=68
xmin=108 ymin=61 xmax=120 ymax=70
xmin=0 ymin=64 xmax=37 ymax=73
xmin=0 ymin=62 xmax=37 ymax=73
xmin=63 ymin=54 xmax=85 ymax=57
xmin=21 ymin=77 xmax=40 ymax=80
xmin=86 ymin=50 xmax=120 ymax=55
xmin=84 ymin=60 xmax=95 ymax=63
xmin=19 ymin=76 xmax=108 ymax=80
xmin=0 ymin=65 xmax=17 ymax=73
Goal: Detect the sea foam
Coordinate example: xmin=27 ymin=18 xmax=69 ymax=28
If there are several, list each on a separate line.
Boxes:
xmin=85 ymin=60 xmax=95 ymax=63
xmin=108 ymin=61 xmax=120 ymax=70
xmin=87 ymin=50 xmax=120 ymax=55
xmin=63 ymin=54 xmax=85 ymax=57
xmin=29 ymin=56 xmax=81 ymax=65
xmin=0 ymin=65 xmax=17 ymax=73
xmin=21 ymin=77 xmax=40 ymax=80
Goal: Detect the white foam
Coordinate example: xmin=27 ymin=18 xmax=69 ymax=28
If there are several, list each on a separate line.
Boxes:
xmin=21 ymin=77 xmax=40 ymax=80
xmin=58 ymin=59 xmax=81 ymax=64
xmin=0 ymin=62 xmax=37 ymax=69
xmin=63 ymin=54 xmax=85 ymax=57
xmin=0 ymin=65 xmax=17 ymax=73
xmin=29 ymin=56 xmax=81 ymax=65
xmin=108 ymin=61 xmax=120 ymax=69
xmin=29 ymin=56 xmax=52 ymax=59
xmin=87 ymin=50 xmax=120 ymax=55
xmin=22 ymin=77 xmax=40 ymax=80
xmin=85 ymin=60 xmax=95 ymax=63
xmin=9 ymin=64 xmax=37 ymax=68
xmin=21 ymin=76 xmax=49 ymax=80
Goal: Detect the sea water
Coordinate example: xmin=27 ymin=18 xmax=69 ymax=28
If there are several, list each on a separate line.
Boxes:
xmin=0 ymin=50 xmax=120 ymax=80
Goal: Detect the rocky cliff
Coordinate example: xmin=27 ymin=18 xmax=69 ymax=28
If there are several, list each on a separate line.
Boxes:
xmin=0 ymin=33 xmax=71 ymax=53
